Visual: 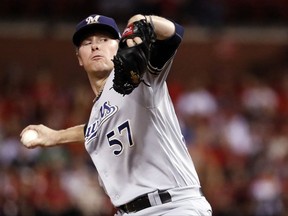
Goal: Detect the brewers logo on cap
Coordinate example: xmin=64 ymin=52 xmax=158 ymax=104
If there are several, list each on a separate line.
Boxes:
xmin=73 ymin=14 xmax=121 ymax=46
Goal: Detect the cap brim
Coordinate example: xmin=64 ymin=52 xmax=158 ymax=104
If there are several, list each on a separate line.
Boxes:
xmin=73 ymin=24 xmax=120 ymax=46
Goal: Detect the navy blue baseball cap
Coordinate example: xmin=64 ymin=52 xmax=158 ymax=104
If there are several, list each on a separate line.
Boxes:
xmin=72 ymin=14 xmax=121 ymax=46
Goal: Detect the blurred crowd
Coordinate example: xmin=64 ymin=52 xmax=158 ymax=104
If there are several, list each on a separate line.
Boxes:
xmin=171 ymin=60 xmax=288 ymax=215
xmin=0 ymin=0 xmax=288 ymax=26
xmin=0 ymin=67 xmax=115 ymax=215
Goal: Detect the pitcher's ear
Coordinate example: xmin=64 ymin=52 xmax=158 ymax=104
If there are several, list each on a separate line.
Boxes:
xmin=76 ymin=50 xmax=83 ymax=66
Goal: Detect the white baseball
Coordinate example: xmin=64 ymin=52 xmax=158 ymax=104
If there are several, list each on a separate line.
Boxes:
xmin=22 ymin=129 xmax=38 ymax=144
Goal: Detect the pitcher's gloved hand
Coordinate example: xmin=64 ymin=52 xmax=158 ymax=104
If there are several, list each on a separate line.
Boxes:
xmin=112 ymin=18 xmax=156 ymax=95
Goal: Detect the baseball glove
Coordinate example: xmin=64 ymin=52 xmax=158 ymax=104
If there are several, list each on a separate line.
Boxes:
xmin=112 ymin=18 xmax=156 ymax=95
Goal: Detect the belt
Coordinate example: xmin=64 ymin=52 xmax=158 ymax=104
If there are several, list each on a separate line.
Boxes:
xmin=118 ymin=190 xmax=172 ymax=213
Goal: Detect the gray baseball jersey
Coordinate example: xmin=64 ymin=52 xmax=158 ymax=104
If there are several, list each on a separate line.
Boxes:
xmin=84 ymin=23 xmax=201 ymax=207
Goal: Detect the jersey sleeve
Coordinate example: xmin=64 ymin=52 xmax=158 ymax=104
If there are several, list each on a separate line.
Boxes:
xmin=148 ymin=22 xmax=184 ymax=74
xmin=84 ymin=123 xmax=88 ymax=135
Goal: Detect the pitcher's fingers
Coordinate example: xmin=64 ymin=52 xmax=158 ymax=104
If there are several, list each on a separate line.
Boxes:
xmin=126 ymin=39 xmax=136 ymax=47
xmin=133 ymin=37 xmax=143 ymax=44
xmin=21 ymin=137 xmax=40 ymax=149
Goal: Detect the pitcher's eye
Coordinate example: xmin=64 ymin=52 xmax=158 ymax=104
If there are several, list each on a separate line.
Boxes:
xmin=99 ymin=38 xmax=109 ymax=43
xmin=81 ymin=40 xmax=92 ymax=46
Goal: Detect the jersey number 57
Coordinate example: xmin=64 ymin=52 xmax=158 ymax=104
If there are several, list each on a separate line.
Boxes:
xmin=107 ymin=120 xmax=134 ymax=156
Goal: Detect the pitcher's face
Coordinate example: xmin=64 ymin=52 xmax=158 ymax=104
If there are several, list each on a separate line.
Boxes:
xmin=77 ymin=32 xmax=118 ymax=74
